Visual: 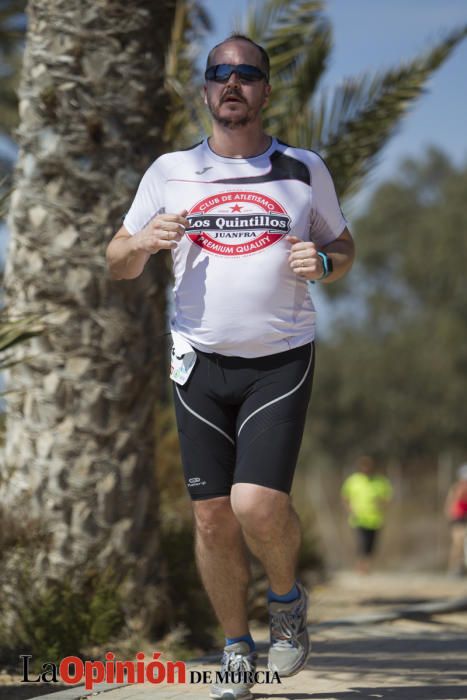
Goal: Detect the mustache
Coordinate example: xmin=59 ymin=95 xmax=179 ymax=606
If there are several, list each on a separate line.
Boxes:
xmin=221 ymin=90 xmax=246 ymax=104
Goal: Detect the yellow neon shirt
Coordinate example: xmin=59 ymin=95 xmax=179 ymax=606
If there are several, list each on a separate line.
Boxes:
xmin=341 ymin=472 xmax=393 ymax=529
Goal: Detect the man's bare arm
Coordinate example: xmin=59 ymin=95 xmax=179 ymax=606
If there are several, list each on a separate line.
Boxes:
xmin=287 ymin=227 xmax=355 ymax=283
xmin=106 ymin=210 xmax=188 ymax=280
xmin=320 ymin=227 xmax=355 ymax=284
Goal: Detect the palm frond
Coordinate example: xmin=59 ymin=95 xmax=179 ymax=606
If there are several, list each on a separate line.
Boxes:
xmin=0 ymin=0 xmax=26 ymax=55
xmin=286 ymin=26 xmax=467 ymax=199
xmin=0 ymin=0 xmax=26 ymax=137
xmin=163 ymin=0 xmax=212 ymax=147
xmin=0 ymin=314 xmax=44 ymax=350
xmin=164 ymin=1 xmax=466 ymax=207
xmin=241 ymin=4 xmax=467 ymax=201
xmin=0 ymin=178 xmax=12 ymax=217
xmin=240 ymin=0 xmax=333 ymax=141
xmin=0 ymin=310 xmax=45 ymax=371
xmin=243 ymin=0 xmax=329 ymax=82
xmin=165 ymin=0 xmax=211 ymax=78
xmin=0 ymin=64 xmax=22 ymax=132
xmin=239 ymin=0 xmax=292 ymax=40
xmin=264 ymin=22 xmax=331 ymax=135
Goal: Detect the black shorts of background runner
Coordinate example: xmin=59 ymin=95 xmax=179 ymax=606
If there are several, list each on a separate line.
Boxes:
xmin=173 ymin=342 xmax=314 ymax=500
xmin=356 ymin=527 xmax=379 ymax=556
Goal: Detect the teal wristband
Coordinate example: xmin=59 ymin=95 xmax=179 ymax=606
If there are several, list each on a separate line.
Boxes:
xmin=317 ymin=252 xmax=329 ymax=280
xmin=309 ymin=252 xmax=332 ymax=284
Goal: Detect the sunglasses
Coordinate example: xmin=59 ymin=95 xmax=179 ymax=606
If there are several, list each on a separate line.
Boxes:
xmin=205 ymin=64 xmax=268 ymax=84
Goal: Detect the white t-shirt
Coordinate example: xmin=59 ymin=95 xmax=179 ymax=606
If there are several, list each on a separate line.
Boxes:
xmin=124 ymin=138 xmax=347 ymax=358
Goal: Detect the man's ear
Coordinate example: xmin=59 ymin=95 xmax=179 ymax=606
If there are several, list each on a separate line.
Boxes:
xmin=203 ymin=84 xmax=208 ymax=106
xmin=263 ymin=83 xmax=272 ymax=108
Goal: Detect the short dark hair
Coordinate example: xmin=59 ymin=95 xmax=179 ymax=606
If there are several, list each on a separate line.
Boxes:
xmin=205 ymin=34 xmax=270 ymax=81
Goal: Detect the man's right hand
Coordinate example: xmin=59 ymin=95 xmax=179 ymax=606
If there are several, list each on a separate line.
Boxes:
xmin=133 ymin=209 xmax=189 ymax=254
xmin=106 ymin=209 xmax=189 ymax=280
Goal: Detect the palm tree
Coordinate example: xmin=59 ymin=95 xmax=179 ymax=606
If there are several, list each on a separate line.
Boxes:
xmin=1 ymin=0 xmax=177 ymax=636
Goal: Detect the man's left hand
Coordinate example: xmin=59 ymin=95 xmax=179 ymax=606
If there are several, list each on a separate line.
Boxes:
xmin=286 ymin=235 xmax=324 ymax=281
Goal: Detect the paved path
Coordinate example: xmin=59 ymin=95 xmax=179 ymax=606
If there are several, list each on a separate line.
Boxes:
xmin=15 ymin=572 xmax=467 ymax=700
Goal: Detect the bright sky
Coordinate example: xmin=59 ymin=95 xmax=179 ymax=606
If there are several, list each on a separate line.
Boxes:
xmin=202 ymin=0 xmax=467 ymax=214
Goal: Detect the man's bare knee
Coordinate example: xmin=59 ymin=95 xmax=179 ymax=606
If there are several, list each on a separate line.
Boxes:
xmin=231 ymin=484 xmax=292 ymax=541
xmin=193 ymin=496 xmax=240 ymax=546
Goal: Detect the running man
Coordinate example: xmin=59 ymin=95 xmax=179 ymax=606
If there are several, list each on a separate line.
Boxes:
xmin=106 ymin=34 xmax=355 ymax=699
xmin=341 ymin=456 xmax=393 ymax=574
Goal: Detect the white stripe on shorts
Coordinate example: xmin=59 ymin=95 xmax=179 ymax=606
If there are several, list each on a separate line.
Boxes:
xmin=175 ymin=384 xmax=235 ymax=445
xmin=237 ymin=344 xmax=313 ymax=437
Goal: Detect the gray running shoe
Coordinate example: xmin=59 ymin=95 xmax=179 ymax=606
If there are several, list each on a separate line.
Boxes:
xmin=267 ymin=582 xmax=310 ymax=677
xmin=209 ymin=641 xmax=257 ymax=700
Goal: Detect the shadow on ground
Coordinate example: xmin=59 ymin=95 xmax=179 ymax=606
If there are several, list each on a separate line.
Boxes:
xmin=251 ymin=629 xmax=467 ymax=699
xmin=263 ymin=688 xmax=467 ymax=699
xmin=359 ymin=597 xmax=444 ymax=606
xmin=0 ymin=686 xmax=65 ymax=699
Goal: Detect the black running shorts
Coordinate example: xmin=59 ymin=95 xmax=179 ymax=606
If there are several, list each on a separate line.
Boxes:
xmin=356 ymin=527 xmax=379 ymax=556
xmin=173 ymin=342 xmax=314 ymax=500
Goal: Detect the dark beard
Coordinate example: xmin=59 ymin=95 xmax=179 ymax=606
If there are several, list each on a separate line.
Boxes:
xmin=207 ymin=94 xmax=255 ymax=129
xmin=213 ymin=112 xmax=251 ymax=129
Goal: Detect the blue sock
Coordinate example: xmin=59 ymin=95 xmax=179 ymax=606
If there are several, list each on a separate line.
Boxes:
xmin=267 ymin=582 xmax=300 ymax=603
xmin=225 ymin=633 xmax=256 ymax=652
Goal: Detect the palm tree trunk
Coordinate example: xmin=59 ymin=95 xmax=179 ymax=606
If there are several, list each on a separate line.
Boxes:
xmin=1 ymin=0 xmax=176 ymax=634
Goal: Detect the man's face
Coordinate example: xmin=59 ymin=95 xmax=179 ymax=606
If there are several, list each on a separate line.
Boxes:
xmin=358 ymin=457 xmax=375 ymax=475
xmin=204 ymin=40 xmax=271 ymax=129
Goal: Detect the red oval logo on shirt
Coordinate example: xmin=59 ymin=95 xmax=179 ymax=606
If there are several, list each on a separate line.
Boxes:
xmin=186 ymin=191 xmax=291 ymax=257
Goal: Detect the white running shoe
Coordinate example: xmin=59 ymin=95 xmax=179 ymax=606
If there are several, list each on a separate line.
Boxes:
xmin=209 ymin=641 xmax=258 ymax=700
xmin=267 ymin=582 xmax=310 ymax=677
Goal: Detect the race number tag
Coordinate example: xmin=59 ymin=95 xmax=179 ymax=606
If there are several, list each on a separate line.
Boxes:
xmin=170 ymin=331 xmax=196 ymax=385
